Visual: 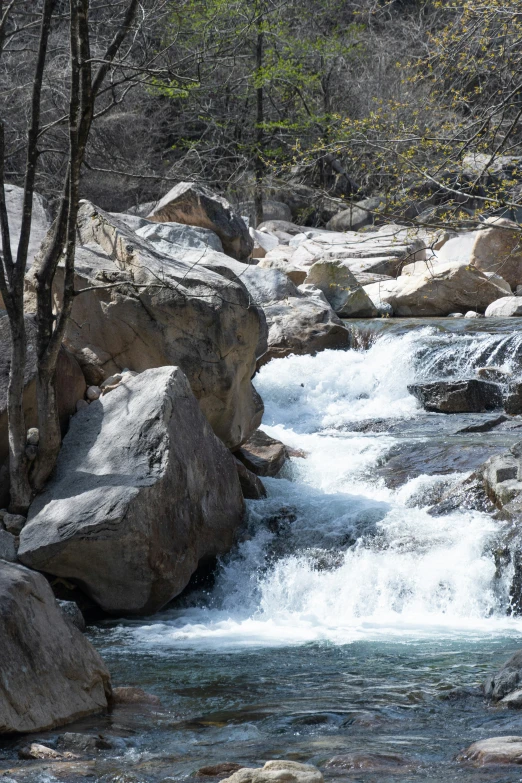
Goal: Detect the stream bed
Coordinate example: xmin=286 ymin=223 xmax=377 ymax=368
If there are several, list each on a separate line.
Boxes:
xmin=5 ymin=318 xmax=522 ymax=782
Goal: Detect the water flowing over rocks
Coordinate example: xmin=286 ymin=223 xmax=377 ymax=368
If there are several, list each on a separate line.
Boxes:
xmin=24 ymin=202 xmax=265 ymax=450
xmin=408 ymin=379 xmax=503 ymax=413
xmin=146 ymin=182 xmax=253 ymax=261
xmin=18 ymin=367 xmax=245 ymax=615
xmin=0 ymin=562 xmax=111 ymax=734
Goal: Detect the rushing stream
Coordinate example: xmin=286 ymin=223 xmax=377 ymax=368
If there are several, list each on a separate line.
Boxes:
xmin=6 ymin=318 xmax=522 ymax=782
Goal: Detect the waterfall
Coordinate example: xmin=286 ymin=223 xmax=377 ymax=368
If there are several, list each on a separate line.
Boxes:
xmin=126 ymin=323 xmax=522 ymax=650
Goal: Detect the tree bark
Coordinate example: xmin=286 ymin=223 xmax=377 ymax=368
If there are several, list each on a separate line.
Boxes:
xmin=254 ymin=8 xmax=264 ymax=229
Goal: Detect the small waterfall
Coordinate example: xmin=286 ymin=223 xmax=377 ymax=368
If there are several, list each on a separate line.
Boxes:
xmin=127 ymin=323 xmax=522 ymax=650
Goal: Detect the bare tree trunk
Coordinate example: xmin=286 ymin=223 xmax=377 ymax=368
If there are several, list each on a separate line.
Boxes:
xmin=6 ymin=316 xmax=31 ymax=512
xmin=254 ymin=7 xmax=264 ymax=229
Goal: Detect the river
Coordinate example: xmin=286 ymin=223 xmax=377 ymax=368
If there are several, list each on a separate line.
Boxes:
xmin=6 ymin=318 xmax=522 ymax=782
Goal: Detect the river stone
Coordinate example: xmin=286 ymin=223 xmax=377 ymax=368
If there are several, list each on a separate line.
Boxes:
xmin=457 ymin=736 xmax=522 ymax=765
xmin=408 ymin=379 xmax=503 ymax=413
xmin=18 ymin=367 xmax=245 ymax=615
xmin=146 ymin=182 xmax=253 ymax=261
xmin=1 ymin=511 xmax=26 ymax=534
xmin=221 ymin=760 xmax=323 ymax=783
xmin=470 ymin=217 xmax=522 ymax=289
xmin=485 ymin=650 xmax=522 ymax=702
xmin=485 ymin=296 xmax=522 ymax=318
xmin=25 ymin=203 xmax=265 ymax=450
xmin=0 ymin=561 xmax=111 ymax=733
xmin=136 ymin=221 xmax=224 ymax=253
xmin=364 ymin=261 xmax=510 ymax=317
xmin=236 ymin=430 xmax=288 ymax=477
xmin=304 ymin=259 xmax=378 ymax=317
xmin=504 ymin=382 xmax=522 ymax=414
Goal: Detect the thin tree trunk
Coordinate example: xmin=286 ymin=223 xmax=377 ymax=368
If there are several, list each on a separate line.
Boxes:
xmin=6 ymin=315 xmax=31 ymax=512
xmin=254 ymin=10 xmax=264 ymax=229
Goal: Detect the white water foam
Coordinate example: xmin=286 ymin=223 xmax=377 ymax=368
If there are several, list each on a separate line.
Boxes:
xmin=124 ymin=331 xmax=522 ymax=650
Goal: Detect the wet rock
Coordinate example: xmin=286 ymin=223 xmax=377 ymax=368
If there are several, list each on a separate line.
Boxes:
xmin=111 ymin=686 xmax=162 ymax=706
xmin=19 ymin=368 xmax=244 ymax=616
xmin=465 ymin=311 xmax=483 ymax=318
xmin=0 ymin=561 xmax=111 ymax=734
xmin=501 ymin=689 xmax=522 ymax=708
xmin=18 ymin=744 xmax=73 ymax=761
xmin=1 ymin=511 xmax=26 ymax=535
xmin=147 ymin=182 xmax=253 ymax=261
xmin=197 ymin=763 xmax=244 ymax=777
xmin=457 ymin=736 xmax=522 ymax=765
xmin=477 ymin=366 xmax=511 ymax=382
xmin=235 ymin=459 xmax=267 ymax=500
xmin=457 ymin=415 xmax=508 ymax=433
xmin=56 ymin=732 xmax=113 ymax=753
xmin=505 ymin=382 xmax=522 ymax=415
xmin=484 ymin=649 xmax=522 ymax=701
xmin=325 ymin=752 xmax=411 ymax=772
xmin=304 ymin=259 xmax=377 ymax=317
xmin=221 ymin=760 xmax=323 ymax=783
xmin=485 ymin=296 xmax=522 ymax=318
xmin=236 ymin=430 xmax=288 ymax=477
xmin=57 ymin=600 xmax=86 ymax=632
xmin=408 ymin=379 xmax=502 ymax=413
xmin=428 ymin=474 xmax=494 ymax=517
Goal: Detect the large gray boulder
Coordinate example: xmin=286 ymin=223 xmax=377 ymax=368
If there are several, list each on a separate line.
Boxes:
xmin=147 ymin=182 xmax=253 ymax=261
xmin=485 ymin=650 xmax=522 ymax=702
xmin=364 ymin=261 xmax=510 ymax=316
xmin=0 ymin=314 xmax=86 ymax=508
xmin=0 ymin=561 xmax=111 ymax=734
xmin=408 ymin=379 xmax=502 ymax=413
xmin=304 ymin=259 xmax=378 ymax=317
xmin=135 ymin=221 xmax=224 ymax=253
xmin=470 ymin=218 xmax=522 ymax=289
xmin=485 ymin=296 xmax=522 ymax=318
xmin=25 ymin=203 xmax=265 ymax=450
xmin=18 ymin=367 xmax=245 ymax=615
xmin=198 ymin=257 xmax=350 ymax=363
xmin=0 ymin=184 xmax=49 ymax=270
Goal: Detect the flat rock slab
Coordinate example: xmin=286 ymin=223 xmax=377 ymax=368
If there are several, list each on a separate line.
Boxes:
xmin=0 ymin=561 xmax=110 ymax=734
xmin=458 ymin=736 xmax=522 ymax=765
xmin=19 ymin=367 xmax=244 ymax=615
xmin=408 ymin=379 xmax=502 ymax=413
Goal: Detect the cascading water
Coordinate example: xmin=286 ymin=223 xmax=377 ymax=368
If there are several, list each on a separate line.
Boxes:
xmin=42 ymin=319 xmax=522 ymax=783
xmin=121 ymin=321 xmax=522 ymax=651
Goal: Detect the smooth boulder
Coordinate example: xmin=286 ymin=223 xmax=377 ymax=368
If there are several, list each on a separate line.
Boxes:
xmin=485 ymin=296 xmax=522 ymax=318
xmin=408 ymin=379 xmax=502 ymax=413
xmin=471 ymin=217 xmax=522 ymax=289
xmin=457 ymin=737 xmax=522 ymax=765
xmin=365 ymin=261 xmax=510 ymax=316
xmin=18 ymin=367 xmax=245 ymax=615
xmin=136 ymin=221 xmax=224 ymax=253
xmin=146 ymin=182 xmax=253 ymax=261
xmin=0 ymin=561 xmax=110 ymax=734
xmin=25 ymin=203 xmax=265 ymax=450
xmin=304 ymin=259 xmax=378 ymax=317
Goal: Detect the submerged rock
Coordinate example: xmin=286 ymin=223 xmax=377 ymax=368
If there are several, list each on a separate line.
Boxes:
xmin=19 ymin=367 xmax=244 ymax=616
xmin=325 ymin=752 xmax=412 ymax=772
xmin=111 ymin=686 xmax=162 ymax=706
xmin=408 ymin=379 xmax=502 ymax=413
xmin=0 ymin=562 xmax=111 ymax=734
xmin=457 ymin=736 xmax=522 ymax=765
xmin=221 ymin=760 xmax=323 ymax=783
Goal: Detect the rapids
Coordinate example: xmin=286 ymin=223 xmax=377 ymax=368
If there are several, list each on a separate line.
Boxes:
xmin=6 ymin=317 xmax=522 ymax=783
